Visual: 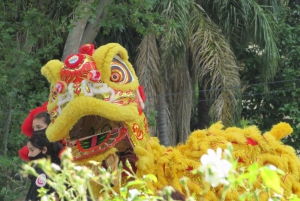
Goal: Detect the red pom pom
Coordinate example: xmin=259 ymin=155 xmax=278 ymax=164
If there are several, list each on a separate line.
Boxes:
xmin=18 ymin=146 xmax=29 ymax=161
xmin=21 ymin=102 xmax=48 ymax=137
xmin=64 ymin=53 xmax=85 ymax=69
xmin=79 ymin=44 xmax=95 ymax=56
xmin=138 ymin=85 xmax=146 ymax=102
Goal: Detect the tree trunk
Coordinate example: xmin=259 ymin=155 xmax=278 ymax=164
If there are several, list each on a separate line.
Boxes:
xmin=197 ymin=84 xmax=210 ymax=129
xmin=3 ymin=103 xmax=12 ymax=155
xmin=80 ymin=0 xmax=112 ymax=45
xmin=157 ymin=94 xmax=170 ymax=146
xmin=62 ymin=0 xmax=95 ymax=61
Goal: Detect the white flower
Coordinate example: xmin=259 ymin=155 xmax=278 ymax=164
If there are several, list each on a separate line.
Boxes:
xmin=51 ymin=163 xmax=61 ymax=171
xmin=200 ymin=148 xmax=232 ymax=187
xmin=128 ymin=189 xmax=141 ymax=201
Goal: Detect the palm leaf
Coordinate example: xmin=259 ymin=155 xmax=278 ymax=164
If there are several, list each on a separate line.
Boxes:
xmin=157 ymin=0 xmax=191 ymax=69
xmin=202 ymin=0 xmax=280 ymax=83
xmin=189 ymin=5 xmax=242 ymax=126
xmin=156 ymin=0 xmax=196 ymax=143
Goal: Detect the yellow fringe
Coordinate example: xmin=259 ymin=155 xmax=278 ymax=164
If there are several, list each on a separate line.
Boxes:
xmin=269 ymin=122 xmax=293 ymax=140
xmin=46 ymin=96 xmax=138 ymax=142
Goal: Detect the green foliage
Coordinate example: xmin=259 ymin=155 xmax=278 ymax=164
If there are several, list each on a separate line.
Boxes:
xmin=100 ymin=0 xmax=165 ymax=36
xmin=0 ymin=1 xmax=79 ymax=199
xmin=22 ymin=146 xmax=300 ymax=200
xmin=146 ymin=109 xmax=158 ymax=127
xmin=22 ymin=148 xmax=165 ymax=201
xmin=195 ymin=144 xmax=296 ymax=201
xmin=240 ymin=5 xmax=300 ymax=151
xmin=201 ymin=0 xmax=280 ymax=83
xmin=95 ymin=0 xmax=165 ymax=62
xmin=0 ymin=156 xmax=28 ymax=201
xmin=0 ymin=0 xmax=75 ymax=155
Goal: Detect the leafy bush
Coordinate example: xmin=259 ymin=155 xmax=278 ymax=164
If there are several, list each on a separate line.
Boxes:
xmin=21 ymin=145 xmax=300 ymax=201
xmin=0 ymin=156 xmax=29 ymax=201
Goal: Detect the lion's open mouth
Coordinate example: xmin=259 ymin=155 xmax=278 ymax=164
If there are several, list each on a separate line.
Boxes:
xmin=66 ymin=115 xmax=130 ymax=160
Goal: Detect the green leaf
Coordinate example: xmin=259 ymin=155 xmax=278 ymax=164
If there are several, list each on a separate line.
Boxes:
xmin=126 ymin=180 xmax=145 ymax=187
xmin=260 ymin=168 xmax=281 ymax=192
xmin=119 ymin=187 xmax=127 ymax=198
xmin=143 ymin=174 xmax=157 ymax=182
xmin=248 ymin=163 xmax=259 ymax=172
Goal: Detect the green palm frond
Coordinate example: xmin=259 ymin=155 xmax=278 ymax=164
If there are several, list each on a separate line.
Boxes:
xmin=246 ymin=0 xmax=279 ymax=82
xmin=189 ymin=6 xmax=242 ymax=126
xmin=158 ymin=0 xmax=191 ymax=69
xmin=202 ymin=0 xmax=280 ymax=83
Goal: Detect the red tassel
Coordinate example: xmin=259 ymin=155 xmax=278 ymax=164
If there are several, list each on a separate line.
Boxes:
xmin=21 ymin=102 xmax=48 ymax=137
xmin=18 ymin=145 xmax=29 ymax=161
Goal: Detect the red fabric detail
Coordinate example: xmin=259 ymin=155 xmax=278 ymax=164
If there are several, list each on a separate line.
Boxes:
xmin=18 ymin=145 xmax=29 ymax=161
xmin=79 ymin=44 xmax=95 ymax=56
xmin=138 ymin=85 xmax=146 ymax=102
xmin=138 ymin=103 xmax=143 ymax=115
xmin=91 ymin=136 xmax=98 ymax=148
xmin=21 ymin=102 xmax=48 ymax=137
xmin=246 ymin=138 xmax=258 ymax=146
xmin=58 ymin=147 xmax=66 ymax=158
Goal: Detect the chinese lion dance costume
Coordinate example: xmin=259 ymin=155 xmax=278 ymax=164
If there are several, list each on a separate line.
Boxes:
xmin=40 ymin=43 xmax=300 ymax=200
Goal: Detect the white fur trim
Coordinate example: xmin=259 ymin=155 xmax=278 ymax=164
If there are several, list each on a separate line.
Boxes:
xmin=136 ymin=89 xmax=145 ymax=109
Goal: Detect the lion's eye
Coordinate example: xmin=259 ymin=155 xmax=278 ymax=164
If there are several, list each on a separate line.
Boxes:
xmin=110 ymin=71 xmax=122 ymax=82
xmin=110 ymin=56 xmax=133 ymax=83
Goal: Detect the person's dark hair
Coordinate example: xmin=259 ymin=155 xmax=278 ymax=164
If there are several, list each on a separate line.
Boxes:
xmin=28 ymin=130 xmax=62 ymax=165
xmin=33 ymin=112 xmax=51 ymax=126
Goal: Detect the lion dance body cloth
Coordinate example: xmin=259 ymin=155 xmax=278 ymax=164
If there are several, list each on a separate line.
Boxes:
xmin=41 ymin=43 xmax=300 ymax=200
